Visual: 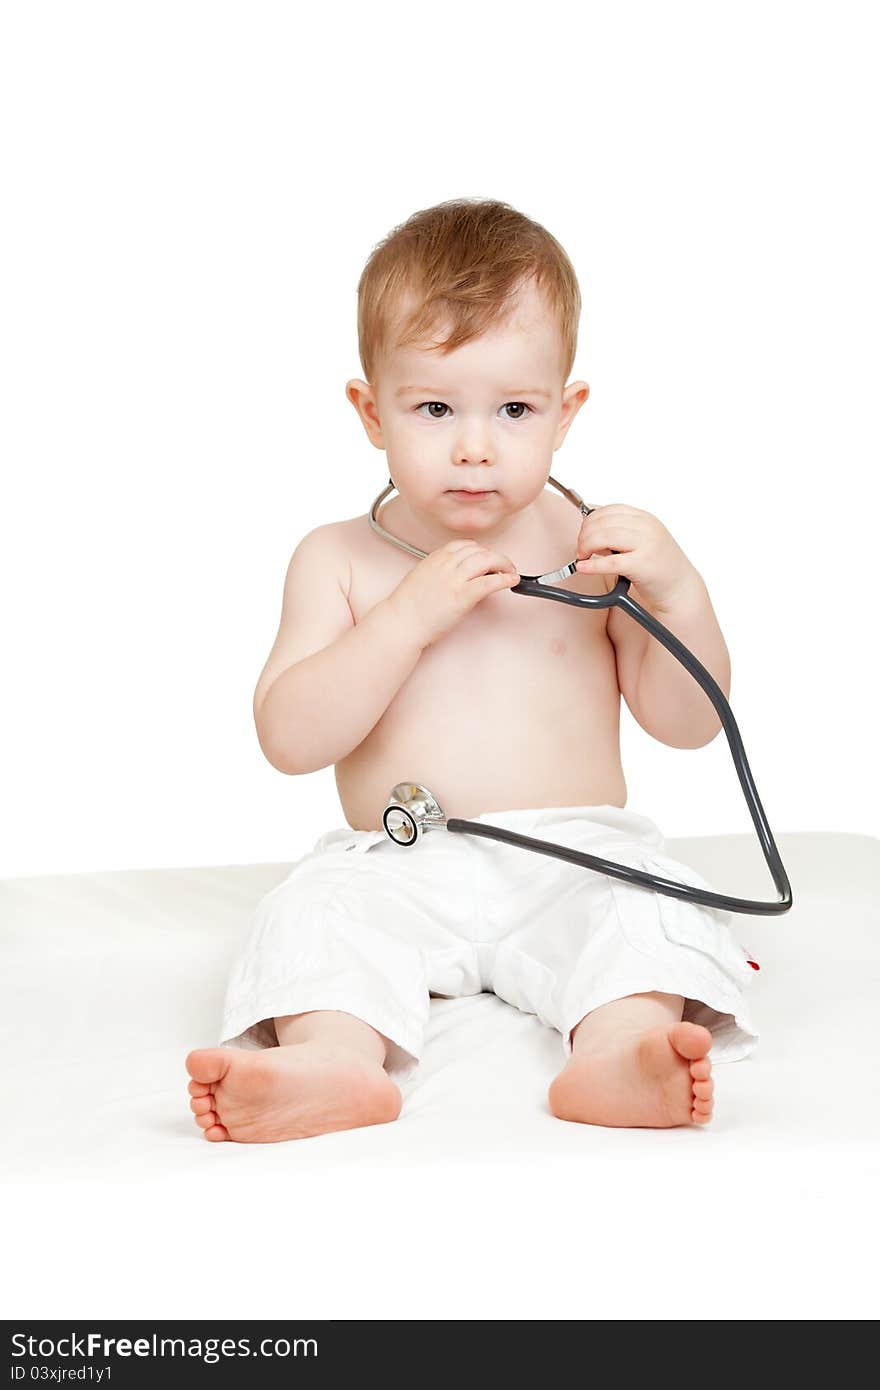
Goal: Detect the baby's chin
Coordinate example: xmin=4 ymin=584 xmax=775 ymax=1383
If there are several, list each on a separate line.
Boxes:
xmin=441 ymin=501 xmax=506 ymax=531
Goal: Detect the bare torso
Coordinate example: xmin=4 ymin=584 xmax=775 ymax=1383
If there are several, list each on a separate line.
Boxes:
xmin=334 ymin=489 xmax=627 ymax=829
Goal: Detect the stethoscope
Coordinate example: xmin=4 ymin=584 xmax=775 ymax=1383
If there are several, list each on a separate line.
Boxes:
xmin=369 ymin=475 xmax=793 ymax=918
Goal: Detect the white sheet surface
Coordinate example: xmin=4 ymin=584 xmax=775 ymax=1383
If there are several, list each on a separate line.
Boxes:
xmin=3 ymin=831 xmax=879 ymax=1320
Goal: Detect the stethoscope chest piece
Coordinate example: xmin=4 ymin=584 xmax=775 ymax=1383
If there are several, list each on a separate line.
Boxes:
xmin=383 ymin=783 xmax=448 ymax=845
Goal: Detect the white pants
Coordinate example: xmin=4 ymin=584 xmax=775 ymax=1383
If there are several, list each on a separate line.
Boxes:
xmin=220 ymin=804 xmax=761 ymax=1083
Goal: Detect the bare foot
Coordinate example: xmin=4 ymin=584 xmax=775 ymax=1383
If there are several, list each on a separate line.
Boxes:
xmin=548 ymin=1020 xmax=715 ymax=1129
xmin=185 ymin=1040 xmax=403 ymax=1143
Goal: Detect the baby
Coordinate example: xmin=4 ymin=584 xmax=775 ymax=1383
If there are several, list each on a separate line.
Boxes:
xmin=186 ymin=197 xmax=758 ymax=1142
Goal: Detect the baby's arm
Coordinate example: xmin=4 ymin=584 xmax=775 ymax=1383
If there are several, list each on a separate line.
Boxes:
xmin=577 ymin=504 xmax=731 ymax=750
xmin=608 ymin=575 xmax=731 ymax=749
xmin=254 ymin=527 xmax=425 ymax=774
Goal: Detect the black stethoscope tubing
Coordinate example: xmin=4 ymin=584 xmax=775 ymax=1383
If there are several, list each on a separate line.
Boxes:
xmin=370 ymin=477 xmax=793 ymax=918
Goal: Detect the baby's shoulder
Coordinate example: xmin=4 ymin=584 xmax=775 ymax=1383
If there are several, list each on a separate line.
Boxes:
xmin=308 ymin=511 xmax=393 ymax=616
xmin=326 ymin=502 xmax=409 ymax=558
xmin=299 ymin=511 xmax=376 ymax=558
xmin=317 ymin=512 xmax=379 ymax=574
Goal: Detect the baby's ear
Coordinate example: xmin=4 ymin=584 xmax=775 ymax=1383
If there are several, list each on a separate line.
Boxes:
xmin=346 ymin=379 xmax=384 ymax=447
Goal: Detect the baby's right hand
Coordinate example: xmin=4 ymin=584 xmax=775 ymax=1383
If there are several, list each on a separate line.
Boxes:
xmin=388 ymin=539 xmax=520 ymax=649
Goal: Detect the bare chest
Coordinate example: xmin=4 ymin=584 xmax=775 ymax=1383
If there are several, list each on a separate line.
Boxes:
xmin=332 ymin=503 xmax=626 ymax=828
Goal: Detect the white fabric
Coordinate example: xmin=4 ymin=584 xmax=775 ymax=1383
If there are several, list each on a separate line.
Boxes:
xmin=220 ymin=804 xmax=760 ymax=1080
xmin=3 ymin=829 xmax=879 ymax=1319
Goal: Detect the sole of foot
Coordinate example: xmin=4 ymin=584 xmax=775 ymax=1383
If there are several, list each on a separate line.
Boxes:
xmin=185 ymin=1039 xmax=403 ymax=1143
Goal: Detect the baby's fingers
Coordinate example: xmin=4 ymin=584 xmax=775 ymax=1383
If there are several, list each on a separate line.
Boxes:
xmin=576 ymin=547 xmax=616 ymax=571
xmin=487 ymin=554 xmax=519 ymax=578
xmin=476 ymin=570 xmax=520 ymax=596
xmin=578 ymin=524 xmax=642 ymax=556
xmin=456 ymin=545 xmax=517 ymax=576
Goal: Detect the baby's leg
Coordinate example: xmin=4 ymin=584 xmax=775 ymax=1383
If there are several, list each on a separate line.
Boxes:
xmin=275 ymin=1007 xmax=388 ymax=1063
xmin=547 ymin=991 xmax=715 ymax=1129
xmin=186 ymin=1009 xmax=402 ymax=1144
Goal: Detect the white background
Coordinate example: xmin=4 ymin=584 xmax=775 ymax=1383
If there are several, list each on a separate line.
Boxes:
xmin=2 ymin=0 xmax=879 ymax=1330
xmin=2 ymin=1 xmax=878 ymax=879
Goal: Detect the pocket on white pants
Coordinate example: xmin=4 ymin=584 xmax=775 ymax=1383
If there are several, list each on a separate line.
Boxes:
xmin=608 ymin=849 xmax=754 ymax=989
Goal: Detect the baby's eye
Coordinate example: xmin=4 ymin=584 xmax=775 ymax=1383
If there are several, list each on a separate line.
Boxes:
xmin=415 ymin=401 xmax=533 ymax=420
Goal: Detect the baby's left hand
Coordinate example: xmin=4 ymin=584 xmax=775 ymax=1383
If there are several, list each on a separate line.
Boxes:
xmin=576 ymin=503 xmax=703 ymax=612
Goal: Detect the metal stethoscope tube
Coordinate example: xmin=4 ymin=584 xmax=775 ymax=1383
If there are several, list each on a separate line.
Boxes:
xmin=371 ymin=476 xmax=793 ymax=918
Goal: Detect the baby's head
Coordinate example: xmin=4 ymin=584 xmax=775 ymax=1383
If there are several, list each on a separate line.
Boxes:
xmin=347 ymin=198 xmax=590 ymax=541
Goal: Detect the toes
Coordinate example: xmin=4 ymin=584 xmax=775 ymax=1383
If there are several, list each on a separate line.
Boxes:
xmin=690 ymin=1058 xmax=711 ymax=1082
xmin=669 ymin=1022 xmax=713 ymax=1062
xmin=185 ymin=1048 xmax=231 ymax=1087
xmin=204 ymin=1123 xmax=229 ymax=1142
xmin=692 ymin=1079 xmax=713 ymax=1100
xmin=692 ymin=1095 xmax=714 ymax=1123
xmin=195 ymin=1110 xmax=218 ymax=1129
xmin=190 ymin=1096 xmax=213 ymax=1115
xmin=188 ymin=1080 xmax=212 ymax=1098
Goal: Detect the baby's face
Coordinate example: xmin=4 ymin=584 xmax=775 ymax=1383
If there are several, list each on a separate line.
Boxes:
xmin=347 ymin=278 xmax=589 ymax=541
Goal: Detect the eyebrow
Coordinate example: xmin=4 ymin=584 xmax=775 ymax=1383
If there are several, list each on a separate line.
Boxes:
xmin=395 ymin=384 xmax=552 ymax=399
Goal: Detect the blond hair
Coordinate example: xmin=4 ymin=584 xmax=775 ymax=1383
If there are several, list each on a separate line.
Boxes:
xmin=356 ymin=197 xmax=581 ymax=386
